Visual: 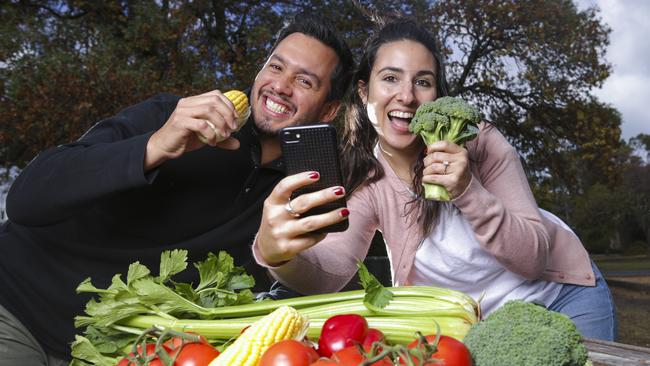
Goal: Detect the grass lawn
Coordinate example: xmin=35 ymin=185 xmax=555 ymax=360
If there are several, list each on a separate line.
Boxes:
xmin=593 ymin=255 xmax=650 ymax=271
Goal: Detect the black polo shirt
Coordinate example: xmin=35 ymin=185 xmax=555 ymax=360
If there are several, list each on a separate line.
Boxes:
xmin=0 ymin=93 xmax=285 ymax=359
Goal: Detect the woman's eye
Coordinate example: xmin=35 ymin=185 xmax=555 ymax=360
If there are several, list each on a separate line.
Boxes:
xmin=382 ymin=75 xmax=397 ymax=82
xmin=416 ymin=79 xmax=433 ymax=87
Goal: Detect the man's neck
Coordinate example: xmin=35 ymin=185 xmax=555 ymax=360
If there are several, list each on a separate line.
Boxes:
xmin=259 ymin=135 xmax=282 ymax=165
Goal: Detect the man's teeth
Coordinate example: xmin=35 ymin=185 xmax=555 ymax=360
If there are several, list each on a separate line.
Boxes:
xmin=266 ymin=98 xmax=289 ymax=114
xmin=388 ymin=111 xmax=414 ymax=119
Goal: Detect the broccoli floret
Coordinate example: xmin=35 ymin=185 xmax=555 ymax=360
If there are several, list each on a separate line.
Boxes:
xmin=463 ymin=300 xmax=588 ymax=366
xmin=408 ymin=96 xmax=480 ymax=200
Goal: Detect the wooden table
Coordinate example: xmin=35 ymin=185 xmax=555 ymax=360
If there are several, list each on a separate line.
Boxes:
xmin=585 ymin=338 xmax=650 ymax=365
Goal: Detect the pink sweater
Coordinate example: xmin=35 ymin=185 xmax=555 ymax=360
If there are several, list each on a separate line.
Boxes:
xmin=254 ymin=123 xmax=595 ymax=294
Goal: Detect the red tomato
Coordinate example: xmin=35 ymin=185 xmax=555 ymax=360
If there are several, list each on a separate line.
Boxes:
xmin=259 ymin=339 xmax=320 ymax=366
xmin=309 ymin=360 xmax=340 ymax=366
xmin=318 ymin=314 xmax=368 ymax=357
xmin=402 ymin=335 xmax=472 ymax=366
xmin=169 ymin=342 xmax=220 ymax=366
xmin=163 ymin=332 xmax=210 ymax=350
xmin=117 ymin=343 xmax=170 ymax=366
xmin=332 ymin=346 xmax=392 ymax=366
xmin=361 ymin=328 xmax=385 ymax=352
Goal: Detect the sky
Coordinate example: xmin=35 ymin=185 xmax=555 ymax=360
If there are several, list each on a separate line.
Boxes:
xmin=582 ymin=0 xmax=650 ymax=140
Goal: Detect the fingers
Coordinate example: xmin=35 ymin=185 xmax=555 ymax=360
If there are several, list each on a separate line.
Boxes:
xmin=177 ymin=90 xmax=238 ymax=131
xmin=257 ymin=172 xmax=349 ymax=264
xmin=267 ymin=171 xmax=322 ymax=204
xmin=422 ymin=142 xmax=471 ymax=199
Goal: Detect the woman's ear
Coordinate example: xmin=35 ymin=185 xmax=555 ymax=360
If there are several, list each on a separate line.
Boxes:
xmin=357 ymin=80 xmax=368 ymax=106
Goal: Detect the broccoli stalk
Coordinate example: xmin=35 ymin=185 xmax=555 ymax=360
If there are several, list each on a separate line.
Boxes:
xmin=408 ymin=96 xmax=480 ymax=201
xmin=463 ymin=300 xmax=589 ymax=366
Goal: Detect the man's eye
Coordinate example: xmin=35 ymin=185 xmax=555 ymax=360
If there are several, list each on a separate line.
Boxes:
xmin=297 ymin=77 xmax=312 ymax=88
xmin=269 ymin=64 xmax=282 ymax=71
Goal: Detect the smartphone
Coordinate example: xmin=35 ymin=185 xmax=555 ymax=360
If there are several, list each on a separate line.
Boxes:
xmin=280 ymin=124 xmax=349 ymax=233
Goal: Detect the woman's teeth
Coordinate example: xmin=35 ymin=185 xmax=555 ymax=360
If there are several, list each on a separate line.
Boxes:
xmin=388 ymin=111 xmax=414 ymax=119
xmin=266 ymin=98 xmax=289 ymax=114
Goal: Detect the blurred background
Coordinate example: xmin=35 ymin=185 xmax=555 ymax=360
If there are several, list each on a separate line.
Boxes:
xmin=1 ymin=0 xmax=648 ymax=347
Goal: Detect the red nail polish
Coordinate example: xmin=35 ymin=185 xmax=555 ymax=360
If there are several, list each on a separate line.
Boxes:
xmin=340 ymin=208 xmax=350 ymax=217
xmin=309 ymin=172 xmax=320 ymax=179
xmin=334 ymin=187 xmax=344 ymax=196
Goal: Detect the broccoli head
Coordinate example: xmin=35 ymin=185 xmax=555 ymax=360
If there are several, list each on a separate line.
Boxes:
xmin=409 ymin=96 xmax=480 ymax=146
xmin=463 ymin=300 xmax=588 ymax=366
xmin=407 ymin=96 xmax=481 ymax=201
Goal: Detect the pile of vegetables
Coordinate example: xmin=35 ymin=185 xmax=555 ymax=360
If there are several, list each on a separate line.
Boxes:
xmin=408 ymin=96 xmax=481 ymax=201
xmin=70 ymin=250 xmax=593 ymax=366
xmin=70 ymin=250 xmax=479 ymax=365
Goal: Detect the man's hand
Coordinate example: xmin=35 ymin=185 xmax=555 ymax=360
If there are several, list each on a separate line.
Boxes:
xmin=144 ymin=90 xmax=240 ymax=171
xmin=257 ymin=172 xmax=349 ymax=266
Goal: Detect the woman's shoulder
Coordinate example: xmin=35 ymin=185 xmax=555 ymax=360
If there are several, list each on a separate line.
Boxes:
xmin=467 ymin=121 xmax=517 ymax=161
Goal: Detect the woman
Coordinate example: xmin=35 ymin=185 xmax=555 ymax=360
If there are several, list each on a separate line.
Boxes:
xmin=254 ymin=18 xmax=616 ymax=340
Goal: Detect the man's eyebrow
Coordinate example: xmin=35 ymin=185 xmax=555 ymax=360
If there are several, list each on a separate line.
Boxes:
xmin=270 ymin=54 xmax=322 ymax=88
xmin=377 ymin=66 xmax=436 ymax=78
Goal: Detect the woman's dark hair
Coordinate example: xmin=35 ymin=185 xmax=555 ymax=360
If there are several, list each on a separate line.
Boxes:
xmin=340 ymin=18 xmax=449 ymax=235
xmin=271 ymin=12 xmax=355 ymax=102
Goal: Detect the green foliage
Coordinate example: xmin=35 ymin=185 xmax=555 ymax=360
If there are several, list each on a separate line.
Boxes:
xmin=464 ymin=300 xmax=587 ymax=366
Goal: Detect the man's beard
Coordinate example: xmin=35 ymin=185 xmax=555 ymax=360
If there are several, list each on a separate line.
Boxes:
xmin=250 ymin=109 xmax=279 ymax=138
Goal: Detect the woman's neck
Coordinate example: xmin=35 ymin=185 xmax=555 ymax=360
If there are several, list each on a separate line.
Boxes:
xmin=378 ymin=140 xmax=421 ymax=185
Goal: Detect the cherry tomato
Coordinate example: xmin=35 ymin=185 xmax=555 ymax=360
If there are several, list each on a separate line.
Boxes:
xmin=169 ymin=342 xmax=220 ymax=366
xmin=361 ymin=328 xmax=385 ymax=352
xmin=260 ymin=339 xmax=320 ymax=366
xmin=318 ymin=314 xmax=368 ymax=357
xmin=402 ymin=335 xmax=472 ymax=366
xmin=332 ymin=346 xmax=392 ymax=366
xmin=309 ymin=360 xmax=340 ymax=366
xmin=117 ymin=343 xmax=170 ymax=366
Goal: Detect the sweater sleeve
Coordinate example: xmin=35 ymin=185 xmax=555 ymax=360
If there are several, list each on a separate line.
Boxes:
xmin=6 ymin=93 xmax=179 ymax=226
xmin=253 ymin=185 xmax=380 ymax=294
xmin=452 ymin=123 xmax=550 ymax=279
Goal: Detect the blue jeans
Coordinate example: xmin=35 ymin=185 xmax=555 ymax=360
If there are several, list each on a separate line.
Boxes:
xmin=548 ymin=261 xmax=617 ymax=341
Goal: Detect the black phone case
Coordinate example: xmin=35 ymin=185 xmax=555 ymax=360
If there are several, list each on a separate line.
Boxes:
xmin=280 ymin=124 xmax=349 ymax=233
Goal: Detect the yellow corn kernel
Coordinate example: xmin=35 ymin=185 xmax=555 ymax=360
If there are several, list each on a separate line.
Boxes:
xmin=224 ymin=89 xmax=251 ymax=128
xmin=208 ymin=306 xmax=308 ymax=366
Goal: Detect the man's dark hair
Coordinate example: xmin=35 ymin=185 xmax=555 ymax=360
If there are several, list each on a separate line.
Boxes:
xmin=271 ymin=12 xmax=354 ymax=102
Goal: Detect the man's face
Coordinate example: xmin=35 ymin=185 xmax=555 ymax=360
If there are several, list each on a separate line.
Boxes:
xmin=250 ymin=33 xmax=340 ymax=136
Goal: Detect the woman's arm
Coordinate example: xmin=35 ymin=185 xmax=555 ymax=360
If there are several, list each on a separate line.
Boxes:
xmin=452 ymin=123 xmax=550 ymax=279
xmin=254 ymin=186 xmax=379 ymax=294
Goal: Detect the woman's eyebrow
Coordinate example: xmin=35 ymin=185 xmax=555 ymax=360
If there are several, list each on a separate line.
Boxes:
xmin=376 ymin=66 xmax=436 ymax=78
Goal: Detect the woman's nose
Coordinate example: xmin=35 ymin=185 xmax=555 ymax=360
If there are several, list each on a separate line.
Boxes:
xmin=396 ymin=83 xmax=415 ymax=105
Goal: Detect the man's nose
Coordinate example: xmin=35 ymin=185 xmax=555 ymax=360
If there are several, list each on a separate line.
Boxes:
xmin=271 ymin=73 xmax=293 ymax=96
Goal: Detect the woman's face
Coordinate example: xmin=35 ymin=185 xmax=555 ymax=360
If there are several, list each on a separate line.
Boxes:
xmin=359 ymin=40 xmax=438 ymax=156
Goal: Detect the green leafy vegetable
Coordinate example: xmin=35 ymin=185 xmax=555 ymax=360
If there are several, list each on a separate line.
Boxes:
xmin=73 ymin=249 xmax=256 ymax=361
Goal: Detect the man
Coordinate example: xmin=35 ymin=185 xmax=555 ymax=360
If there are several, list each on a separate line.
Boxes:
xmin=0 ymin=13 xmax=353 ymax=364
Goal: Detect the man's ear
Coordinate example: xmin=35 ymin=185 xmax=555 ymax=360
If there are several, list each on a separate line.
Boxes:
xmin=357 ymin=80 xmax=368 ymax=105
xmin=319 ymin=100 xmax=342 ymax=123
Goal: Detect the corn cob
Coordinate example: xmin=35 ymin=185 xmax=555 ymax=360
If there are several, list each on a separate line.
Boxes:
xmin=208 ymin=306 xmax=308 ymax=366
xmin=223 ymin=89 xmax=251 ymax=129
xmin=197 ymin=89 xmax=250 ymax=143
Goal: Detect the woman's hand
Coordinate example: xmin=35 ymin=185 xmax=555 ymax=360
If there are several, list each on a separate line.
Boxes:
xmin=256 ymin=171 xmax=349 ymax=266
xmin=422 ymin=141 xmax=472 ymax=199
